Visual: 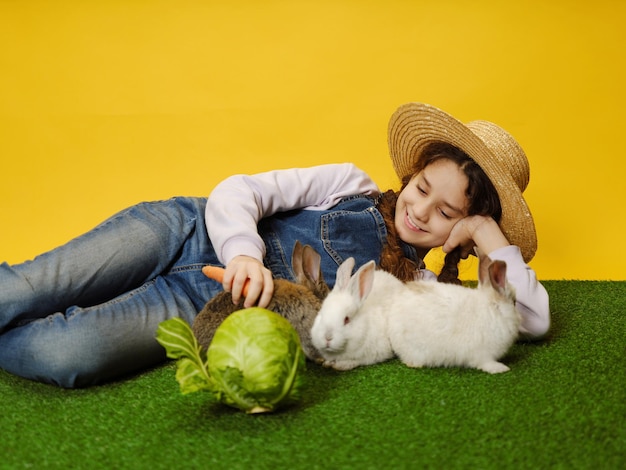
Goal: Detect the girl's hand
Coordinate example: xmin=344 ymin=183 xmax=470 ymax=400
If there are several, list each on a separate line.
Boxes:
xmin=442 ymin=215 xmax=509 ymax=258
xmin=222 ymin=255 xmax=274 ymax=308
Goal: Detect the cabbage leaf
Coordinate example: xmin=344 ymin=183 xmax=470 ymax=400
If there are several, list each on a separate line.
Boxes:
xmin=156 ymin=317 xmax=213 ymax=395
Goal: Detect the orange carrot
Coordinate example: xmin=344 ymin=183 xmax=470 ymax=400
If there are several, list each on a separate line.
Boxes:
xmin=202 ymin=265 xmax=250 ymax=297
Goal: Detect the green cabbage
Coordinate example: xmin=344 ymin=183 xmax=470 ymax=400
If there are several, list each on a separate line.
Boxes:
xmin=156 ymin=307 xmax=306 ymax=414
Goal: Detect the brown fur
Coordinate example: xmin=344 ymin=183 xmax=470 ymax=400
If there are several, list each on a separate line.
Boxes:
xmin=192 ymin=241 xmax=328 ymax=362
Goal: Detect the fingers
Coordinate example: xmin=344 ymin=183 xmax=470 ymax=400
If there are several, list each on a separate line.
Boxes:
xmin=222 ymin=256 xmax=274 ymax=308
xmin=442 ymin=217 xmax=477 ymax=257
xmin=253 ymin=269 xmax=275 ymax=309
xmin=441 ymin=238 xmax=456 ymax=254
xmin=442 ymin=239 xmax=474 ymax=260
xmin=442 ymin=221 xmax=465 ymax=254
xmin=443 ymin=215 xmax=509 ymax=259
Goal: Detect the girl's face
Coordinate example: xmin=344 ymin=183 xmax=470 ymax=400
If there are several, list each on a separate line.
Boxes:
xmin=395 ymin=159 xmax=469 ymax=251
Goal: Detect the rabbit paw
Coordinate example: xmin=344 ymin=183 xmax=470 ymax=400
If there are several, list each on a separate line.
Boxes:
xmin=479 ymin=361 xmax=510 ymax=374
xmin=323 ymin=359 xmax=359 ymax=371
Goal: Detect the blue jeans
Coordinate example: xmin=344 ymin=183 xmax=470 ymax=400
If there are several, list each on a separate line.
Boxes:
xmin=0 ymin=195 xmax=388 ymax=387
xmin=0 ymin=197 xmax=221 ymax=387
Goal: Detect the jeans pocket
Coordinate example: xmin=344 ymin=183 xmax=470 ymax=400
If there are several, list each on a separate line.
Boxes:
xmin=320 ymin=205 xmax=387 ymax=268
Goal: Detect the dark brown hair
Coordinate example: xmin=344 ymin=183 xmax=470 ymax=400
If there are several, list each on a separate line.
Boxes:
xmin=377 ymin=142 xmax=501 ymax=284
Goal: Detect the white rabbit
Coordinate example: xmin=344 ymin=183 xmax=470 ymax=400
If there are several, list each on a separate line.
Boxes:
xmin=310 ymin=257 xmax=403 ymax=371
xmin=310 ymin=249 xmax=521 ymax=374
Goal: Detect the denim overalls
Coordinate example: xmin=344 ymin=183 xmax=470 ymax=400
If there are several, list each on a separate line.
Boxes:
xmin=0 ymin=195 xmax=392 ymax=387
xmin=260 ymin=195 xmax=388 ymax=284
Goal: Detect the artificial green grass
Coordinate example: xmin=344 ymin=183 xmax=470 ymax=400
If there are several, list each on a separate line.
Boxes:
xmin=1 ymin=281 xmax=624 ymax=469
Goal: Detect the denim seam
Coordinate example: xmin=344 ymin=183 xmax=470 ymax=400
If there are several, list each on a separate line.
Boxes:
xmin=168 ymin=263 xmax=207 ymax=274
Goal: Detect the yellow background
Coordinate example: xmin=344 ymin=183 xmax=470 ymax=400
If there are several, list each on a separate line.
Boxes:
xmin=1 ymin=0 xmax=624 ymax=280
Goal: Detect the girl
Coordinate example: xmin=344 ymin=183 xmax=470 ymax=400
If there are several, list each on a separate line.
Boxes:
xmin=0 ymin=102 xmax=549 ymax=388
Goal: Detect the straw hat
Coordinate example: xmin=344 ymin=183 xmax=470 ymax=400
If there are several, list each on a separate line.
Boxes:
xmin=387 ymin=102 xmax=537 ymax=262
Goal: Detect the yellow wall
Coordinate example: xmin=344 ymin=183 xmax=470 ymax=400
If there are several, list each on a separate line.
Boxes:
xmin=1 ymin=0 xmax=624 ymax=280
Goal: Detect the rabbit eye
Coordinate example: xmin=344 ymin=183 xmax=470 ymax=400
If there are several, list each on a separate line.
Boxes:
xmin=344 ymin=316 xmax=350 ymax=325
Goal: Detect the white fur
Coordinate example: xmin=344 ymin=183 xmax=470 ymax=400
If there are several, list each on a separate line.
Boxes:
xmin=310 ymin=251 xmax=521 ymax=374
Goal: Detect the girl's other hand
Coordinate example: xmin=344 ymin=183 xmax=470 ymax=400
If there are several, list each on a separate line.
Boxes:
xmin=223 ymin=256 xmax=274 ymax=308
xmin=443 ymin=215 xmax=509 ymax=258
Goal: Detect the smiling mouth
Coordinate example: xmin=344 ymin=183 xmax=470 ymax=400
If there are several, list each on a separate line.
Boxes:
xmin=405 ymin=212 xmax=426 ymax=233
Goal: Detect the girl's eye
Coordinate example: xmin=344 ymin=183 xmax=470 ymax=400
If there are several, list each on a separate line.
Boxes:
xmin=439 ymin=209 xmax=452 ymax=220
xmin=417 ymin=185 xmax=427 ymax=195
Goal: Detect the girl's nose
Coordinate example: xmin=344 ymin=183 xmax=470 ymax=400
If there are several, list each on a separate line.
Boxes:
xmin=412 ymin=201 xmax=430 ymax=222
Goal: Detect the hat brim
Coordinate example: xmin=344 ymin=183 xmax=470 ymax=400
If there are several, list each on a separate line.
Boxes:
xmin=388 ymin=102 xmax=537 ymax=262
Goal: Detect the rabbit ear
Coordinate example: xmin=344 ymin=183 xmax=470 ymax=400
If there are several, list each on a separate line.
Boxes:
xmin=334 ymin=257 xmax=356 ymax=290
xmin=291 ymin=241 xmax=304 ymax=278
xmin=301 ymin=244 xmax=324 ymax=285
xmin=476 ymin=247 xmax=494 ymax=285
xmin=487 ymin=260 xmax=508 ymax=294
xmin=347 ymin=260 xmax=376 ymax=303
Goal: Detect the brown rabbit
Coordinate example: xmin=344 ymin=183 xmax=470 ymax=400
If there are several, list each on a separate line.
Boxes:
xmin=192 ymin=241 xmax=329 ymax=362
